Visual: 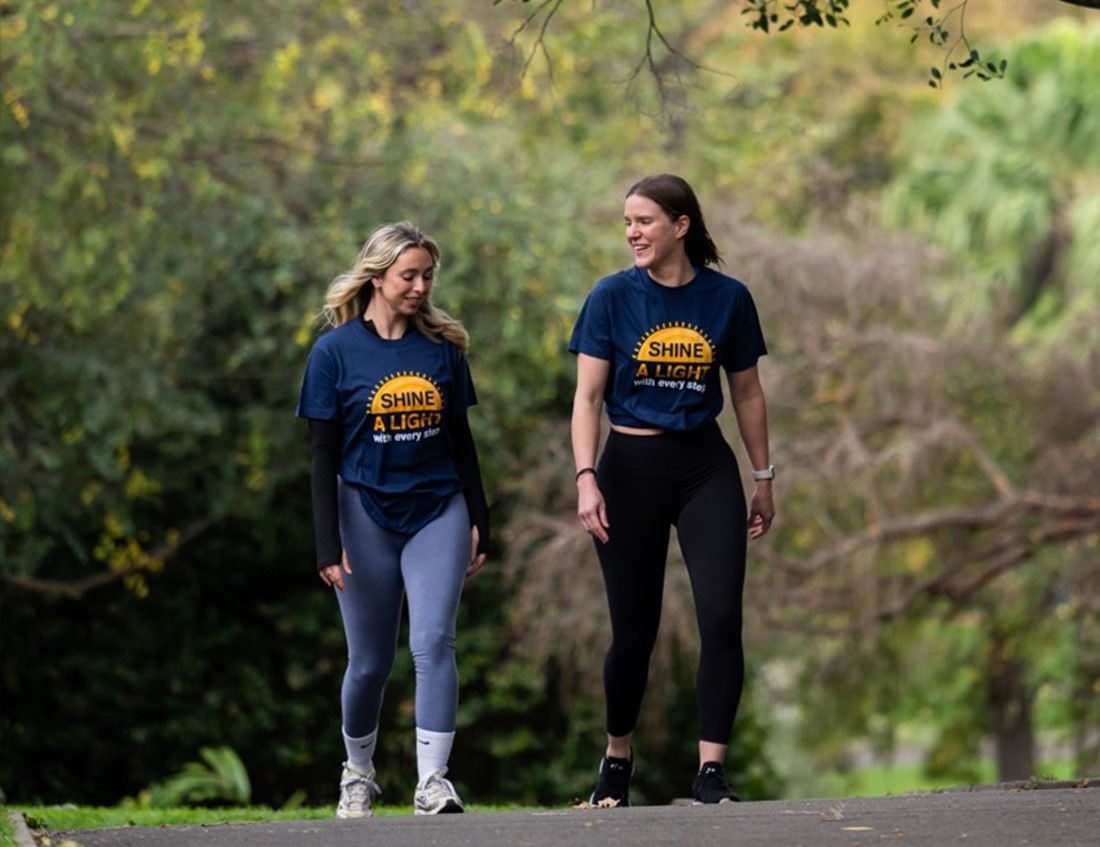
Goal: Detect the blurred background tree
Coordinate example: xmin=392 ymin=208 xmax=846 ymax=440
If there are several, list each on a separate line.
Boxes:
xmin=2 ymin=0 xmax=1097 ymax=809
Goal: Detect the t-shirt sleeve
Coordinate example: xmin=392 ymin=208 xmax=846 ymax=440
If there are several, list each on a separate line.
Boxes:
xmin=722 ymin=285 xmax=768 ymax=373
xmin=568 ymin=283 xmax=613 ymax=360
xmin=296 ymin=343 xmax=340 ymax=420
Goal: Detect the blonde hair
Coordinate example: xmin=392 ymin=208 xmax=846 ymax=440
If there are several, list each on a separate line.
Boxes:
xmin=321 ymin=221 xmax=470 ymax=352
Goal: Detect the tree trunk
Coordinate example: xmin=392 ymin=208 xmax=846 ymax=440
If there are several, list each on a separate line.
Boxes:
xmin=987 ymin=633 xmax=1036 ymax=781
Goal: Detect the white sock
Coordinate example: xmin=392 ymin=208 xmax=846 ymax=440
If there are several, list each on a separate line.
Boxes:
xmin=343 ymin=727 xmax=378 ymax=774
xmin=415 ymin=728 xmax=455 ymax=782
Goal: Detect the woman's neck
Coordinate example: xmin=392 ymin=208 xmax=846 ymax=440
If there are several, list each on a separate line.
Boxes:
xmin=363 ymin=308 xmax=409 ymax=340
xmin=646 ymin=254 xmax=695 ymax=287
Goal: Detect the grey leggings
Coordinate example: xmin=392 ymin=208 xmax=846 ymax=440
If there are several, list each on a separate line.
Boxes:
xmin=336 ymin=482 xmax=470 ymax=737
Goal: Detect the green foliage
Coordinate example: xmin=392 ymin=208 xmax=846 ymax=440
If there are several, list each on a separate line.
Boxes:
xmin=754 ymin=0 xmax=1008 ymax=88
xmin=884 ymin=21 xmax=1100 ymax=349
xmin=505 ymin=0 xmax=1004 ymax=87
xmin=138 ymin=747 xmax=252 ymax=808
xmin=743 ymin=0 xmax=853 ymax=32
xmin=1 ymin=1 xmax=343 ymax=592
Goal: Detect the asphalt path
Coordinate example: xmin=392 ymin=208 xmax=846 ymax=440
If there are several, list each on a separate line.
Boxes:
xmin=17 ymin=781 xmax=1097 ymax=847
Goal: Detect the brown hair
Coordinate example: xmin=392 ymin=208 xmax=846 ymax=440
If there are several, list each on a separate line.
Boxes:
xmin=627 ymin=174 xmax=722 ymax=268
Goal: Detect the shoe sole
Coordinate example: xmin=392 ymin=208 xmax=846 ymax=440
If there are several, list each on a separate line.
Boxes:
xmin=414 ymin=799 xmax=464 ymax=815
xmin=588 ymin=795 xmax=629 ymax=808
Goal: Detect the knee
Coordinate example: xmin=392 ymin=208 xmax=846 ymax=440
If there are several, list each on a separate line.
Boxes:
xmin=697 ymin=602 xmax=743 ymax=644
xmin=345 ymin=657 xmax=394 ymax=693
xmin=610 ymin=625 xmax=659 ymax=661
xmin=409 ymin=628 xmax=456 ymax=669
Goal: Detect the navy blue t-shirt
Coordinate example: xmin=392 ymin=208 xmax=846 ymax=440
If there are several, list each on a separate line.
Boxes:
xmin=296 ymin=319 xmax=477 ymax=534
xmin=569 ymin=265 xmax=767 ymax=431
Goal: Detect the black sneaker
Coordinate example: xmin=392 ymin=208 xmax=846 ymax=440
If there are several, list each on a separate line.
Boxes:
xmin=589 ymin=754 xmax=633 ymax=807
xmin=692 ymin=761 xmax=740 ymax=804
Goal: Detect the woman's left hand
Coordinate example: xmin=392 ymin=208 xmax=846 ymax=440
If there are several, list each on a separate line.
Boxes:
xmin=467 ymin=527 xmax=487 ymax=577
xmin=748 ymin=484 xmax=775 ymax=540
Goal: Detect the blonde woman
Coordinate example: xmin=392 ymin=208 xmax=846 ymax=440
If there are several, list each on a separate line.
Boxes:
xmin=297 ymin=222 xmax=489 ymax=817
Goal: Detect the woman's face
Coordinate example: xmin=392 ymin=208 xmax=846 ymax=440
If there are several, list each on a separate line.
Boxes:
xmin=623 ymin=193 xmax=688 ymax=271
xmin=372 ymin=246 xmax=434 ymax=317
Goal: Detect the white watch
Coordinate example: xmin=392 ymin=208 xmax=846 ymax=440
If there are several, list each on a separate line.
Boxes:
xmin=751 ymin=464 xmax=776 ymax=481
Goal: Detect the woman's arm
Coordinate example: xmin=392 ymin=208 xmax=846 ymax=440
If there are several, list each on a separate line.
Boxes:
xmin=726 ymin=365 xmax=775 ymax=539
xmin=309 ymin=417 xmax=354 ymax=590
xmin=449 ymin=409 xmax=489 ymax=575
xmin=572 ymin=353 xmax=611 ymax=543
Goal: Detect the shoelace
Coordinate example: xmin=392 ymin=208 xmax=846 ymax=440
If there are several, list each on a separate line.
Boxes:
xmin=697 ymin=767 xmax=736 ymax=801
xmin=419 ymin=770 xmax=453 ymax=794
xmin=343 ymin=770 xmax=380 ymax=805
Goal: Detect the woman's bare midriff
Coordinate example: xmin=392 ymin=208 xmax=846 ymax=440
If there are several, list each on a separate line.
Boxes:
xmin=610 ymin=424 xmax=666 ymax=436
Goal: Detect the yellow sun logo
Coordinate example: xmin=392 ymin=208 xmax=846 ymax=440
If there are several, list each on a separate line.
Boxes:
xmin=634 ymin=324 xmax=714 ymax=363
xmin=368 ymin=372 xmax=443 ymax=414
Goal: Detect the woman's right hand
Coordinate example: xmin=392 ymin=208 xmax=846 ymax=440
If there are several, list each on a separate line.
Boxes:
xmin=319 ymin=549 xmax=352 ymax=592
xmin=572 ymin=354 xmax=612 ymax=544
xmin=577 ymin=474 xmax=610 ymax=544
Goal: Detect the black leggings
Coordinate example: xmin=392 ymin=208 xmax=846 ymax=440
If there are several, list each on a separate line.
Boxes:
xmin=595 ymin=421 xmax=747 ymax=744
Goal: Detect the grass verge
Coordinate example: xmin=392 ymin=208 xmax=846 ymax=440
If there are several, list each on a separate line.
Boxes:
xmin=2 ymin=813 xmax=17 ymax=847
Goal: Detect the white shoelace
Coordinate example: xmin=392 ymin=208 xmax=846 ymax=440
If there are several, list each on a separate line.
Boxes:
xmin=340 ymin=765 xmax=380 ymax=814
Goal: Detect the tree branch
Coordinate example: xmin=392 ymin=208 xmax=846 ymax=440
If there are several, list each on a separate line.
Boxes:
xmin=2 ymin=516 xmax=221 ymax=600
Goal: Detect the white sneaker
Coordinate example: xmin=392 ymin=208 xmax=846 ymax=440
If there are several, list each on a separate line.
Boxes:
xmin=413 ymin=768 xmax=464 ymax=815
xmin=336 ymin=762 xmax=381 ymax=819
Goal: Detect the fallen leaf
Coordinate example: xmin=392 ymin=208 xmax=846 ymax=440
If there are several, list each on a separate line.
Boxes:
xmin=572 ymin=796 xmax=626 ymax=810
